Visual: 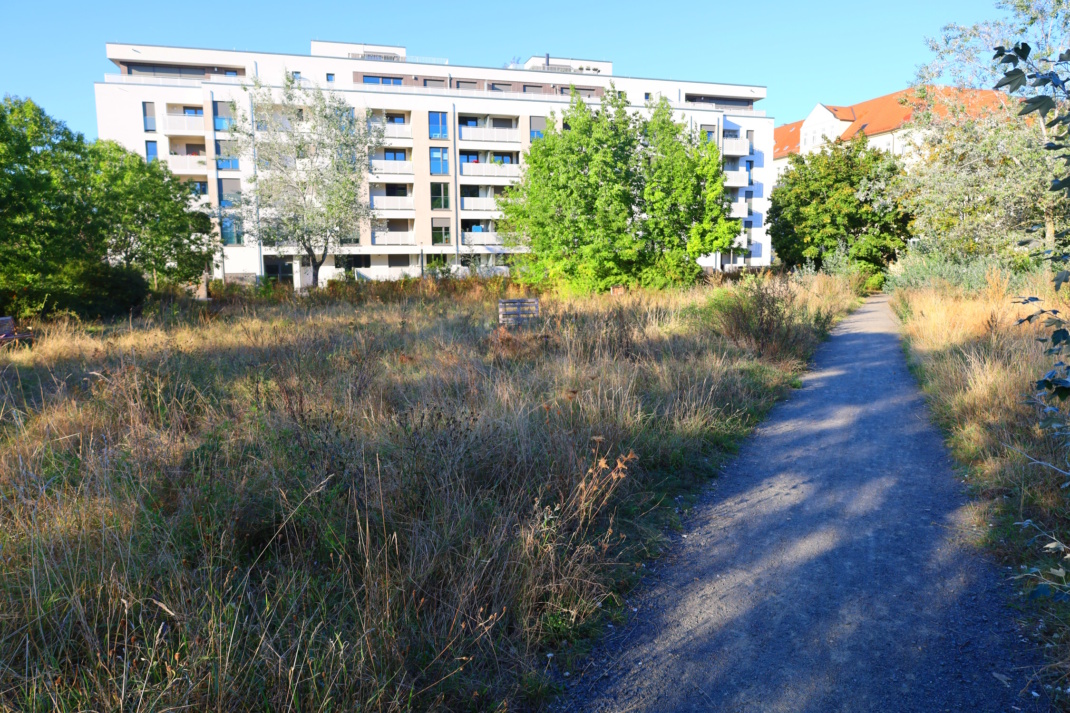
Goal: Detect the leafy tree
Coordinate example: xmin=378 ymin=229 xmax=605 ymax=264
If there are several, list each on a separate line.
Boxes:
xmin=499 ymin=92 xmax=738 ymax=292
xmin=893 ymin=100 xmax=1067 ymax=257
xmin=90 ymin=140 xmax=213 ymax=287
xmin=230 ymin=76 xmax=380 ymax=288
xmin=768 ymin=136 xmax=910 ymax=271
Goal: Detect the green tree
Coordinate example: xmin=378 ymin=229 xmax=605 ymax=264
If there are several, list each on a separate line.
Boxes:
xmin=499 ymin=92 xmax=738 ymax=292
xmin=768 ymin=136 xmax=910 ymax=271
xmin=230 ymin=76 xmax=380 ymax=288
xmin=90 ymin=140 xmax=213 ymax=287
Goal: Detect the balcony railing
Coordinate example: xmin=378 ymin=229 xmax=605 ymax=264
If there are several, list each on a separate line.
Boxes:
xmin=372 ymin=231 xmax=416 ymax=245
xmin=459 ymin=126 xmax=521 ymax=142
xmin=163 ymin=114 xmax=206 ymax=133
xmin=370 ymin=159 xmax=413 ymax=174
xmin=369 ymin=123 xmax=412 ymax=139
xmin=722 ymin=138 xmax=752 ymax=157
xmin=460 ymin=163 xmax=520 ymax=177
xmin=372 ymin=195 xmax=414 ymax=210
xmin=167 ymin=155 xmax=209 ymax=173
xmin=729 ymin=201 xmax=749 ymax=219
xmin=460 ymin=197 xmax=498 ymax=211
xmin=463 ymin=232 xmax=502 ymax=245
xmin=724 ymin=169 xmax=749 ymax=188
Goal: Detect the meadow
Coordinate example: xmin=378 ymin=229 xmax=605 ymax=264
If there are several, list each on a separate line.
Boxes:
xmin=0 ymin=274 xmax=854 ymax=711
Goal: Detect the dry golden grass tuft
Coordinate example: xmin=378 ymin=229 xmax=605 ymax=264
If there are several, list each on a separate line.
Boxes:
xmin=0 ymin=274 xmax=852 ymax=711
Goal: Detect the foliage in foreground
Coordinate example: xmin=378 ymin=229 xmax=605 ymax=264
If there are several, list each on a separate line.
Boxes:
xmin=0 ymin=276 xmax=853 ymax=711
xmin=768 ymin=135 xmax=910 ymax=273
xmin=885 ymin=248 xmax=1040 ymax=293
xmin=0 ymin=96 xmax=212 ymax=318
xmin=499 ymin=92 xmax=740 ymax=293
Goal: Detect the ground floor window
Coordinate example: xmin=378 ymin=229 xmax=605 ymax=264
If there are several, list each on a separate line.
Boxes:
xmin=336 ymin=254 xmax=371 ymax=270
xmin=388 ymin=254 xmax=410 ymax=268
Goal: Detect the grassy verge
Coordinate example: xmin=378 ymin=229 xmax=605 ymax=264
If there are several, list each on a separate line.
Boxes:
xmin=0 ymin=274 xmax=853 ymax=711
xmin=892 ymin=271 xmax=1070 ymax=699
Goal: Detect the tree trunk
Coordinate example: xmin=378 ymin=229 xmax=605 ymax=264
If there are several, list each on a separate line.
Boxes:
xmin=1047 ymin=204 xmax=1056 ymax=253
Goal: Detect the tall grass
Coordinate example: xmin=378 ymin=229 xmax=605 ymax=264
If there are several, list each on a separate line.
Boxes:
xmin=892 ymin=269 xmax=1070 ymax=686
xmin=0 ymin=274 xmax=852 ymax=711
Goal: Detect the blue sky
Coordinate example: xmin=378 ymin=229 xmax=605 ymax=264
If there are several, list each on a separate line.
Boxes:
xmin=1 ymin=0 xmax=995 ymax=139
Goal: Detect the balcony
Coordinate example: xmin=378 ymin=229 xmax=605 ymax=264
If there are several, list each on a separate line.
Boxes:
xmin=370 ymin=159 xmax=413 ymax=175
xmin=724 ymin=169 xmax=750 ymax=188
xmin=729 ymin=201 xmax=749 ymax=219
xmin=460 ymin=197 xmax=497 ymax=211
xmin=370 ymin=123 xmax=412 ymax=139
xmin=163 ymin=114 xmax=206 ymax=133
xmin=722 ymin=138 xmax=752 ymax=157
xmin=372 ymin=231 xmax=416 ymax=245
xmin=459 ymin=126 xmax=521 ymax=142
xmin=372 ymin=196 xmax=414 ymax=210
xmin=463 ymin=232 xmax=502 ymax=245
xmin=460 ymin=163 xmax=520 ymax=178
xmin=167 ymin=155 xmax=209 ymax=173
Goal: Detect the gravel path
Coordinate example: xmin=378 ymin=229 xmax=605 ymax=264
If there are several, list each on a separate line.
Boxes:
xmin=562 ymin=295 xmax=1050 ymax=713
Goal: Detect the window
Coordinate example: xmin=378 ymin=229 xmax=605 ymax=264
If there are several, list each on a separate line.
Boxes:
xmin=431 ymin=183 xmax=449 ymax=210
xmin=213 ymin=101 xmax=234 ymax=131
xmin=220 ymin=216 xmax=242 ymax=245
xmin=388 ymin=254 xmax=410 ymax=268
xmin=530 ymin=116 xmax=546 ymax=140
xmin=426 ymin=254 xmax=448 ymax=269
xmin=383 ymin=148 xmax=406 ymax=161
xmin=430 ymin=147 xmax=449 ymax=175
xmin=460 ymin=185 xmax=480 ymax=199
xmin=336 ymin=254 xmax=371 ymax=270
xmin=363 ymin=75 xmax=402 ymax=85
xmin=432 ymin=217 xmax=451 ymax=245
xmin=491 ymin=117 xmax=513 ymax=129
xmin=291 ymin=71 xmax=301 ymax=80
xmin=384 ymin=183 xmax=407 ymax=197
xmin=459 ymin=115 xmax=478 ymax=127
xmin=326 ymin=73 xmax=335 ymax=83
xmin=224 ymin=69 xmax=238 ymax=77
xmin=456 ymin=80 xmax=478 ymax=90
xmin=145 ymin=141 xmax=157 ymax=162
xmin=423 ymin=78 xmax=445 ymax=87
xmin=644 ymin=92 xmax=652 ymax=101
xmin=218 ymin=178 xmax=241 ymax=207
xmin=428 ymin=111 xmax=448 ymax=139
xmin=191 ymin=180 xmax=208 ymax=196
xmin=523 ymin=84 xmax=543 ymax=93
xmin=215 ymin=140 xmax=238 ymax=170
xmin=489 ymin=83 xmax=511 ymax=92
xmin=183 ymin=105 xmax=204 ymax=116
xmin=385 ymin=113 xmax=405 ymax=124
xmin=459 ymin=150 xmax=479 ymax=164
xmin=142 ymin=102 xmax=156 ymax=132
xmin=492 ymin=152 xmax=513 ymax=164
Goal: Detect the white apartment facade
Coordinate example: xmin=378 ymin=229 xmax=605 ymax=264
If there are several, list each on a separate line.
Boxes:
xmin=96 ymin=40 xmax=774 ymax=285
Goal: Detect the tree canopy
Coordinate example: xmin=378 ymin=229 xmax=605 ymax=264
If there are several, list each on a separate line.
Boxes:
xmin=768 ymin=136 xmax=910 ymax=271
xmin=498 ymin=91 xmax=739 ymax=293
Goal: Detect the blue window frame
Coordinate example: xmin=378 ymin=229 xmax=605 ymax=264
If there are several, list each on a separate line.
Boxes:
xmin=213 ymin=101 xmax=234 ymax=131
xmin=291 ymin=71 xmax=301 ymax=80
xmin=493 ymin=153 xmax=513 ymax=164
xmin=220 ymin=216 xmax=242 ymax=245
xmin=215 ymin=140 xmax=238 ymax=170
xmin=142 ymin=102 xmax=156 ymax=132
xmin=326 ymin=73 xmax=335 ymax=83
xmin=183 ymin=106 xmax=204 ymax=116
xmin=363 ymin=76 xmax=402 ymax=85
xmin=191 ymin=180 xmax=208 ymax=196
xmin=145 ymin=140 xmax=157 ymax=162
xmin=459 ymin=116 xmax=478 ymax=127
xmin=385 ymin=113 xmax=405 ymax=124
xmin=383 ymin=148 xmax=406 ymax=161
xmin=428 ymin=111 xmax=448 ymax=139
xmin=224 ymin=70 xmax=238 ymax=77
xmin=459 ymin=151 xmax=479 ymax=163
xmin=430 ymin=147 xmax=449 ymax=175
xmin=530 ymin=130 xmax=543 ymax=140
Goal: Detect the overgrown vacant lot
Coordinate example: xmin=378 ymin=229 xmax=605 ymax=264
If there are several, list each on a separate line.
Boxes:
xmin=0 ymin=275 xmax=852 ymax=711
xmin=893 ymin=273 xmax=1070 ymax=686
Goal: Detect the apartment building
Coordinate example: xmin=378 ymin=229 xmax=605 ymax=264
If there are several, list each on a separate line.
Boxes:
xmin=95 ymin=40 xmax=775 ymax=285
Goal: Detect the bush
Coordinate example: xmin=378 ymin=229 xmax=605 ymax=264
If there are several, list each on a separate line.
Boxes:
xmin=885 ymin=249 xmax=1040 ymax=293
xmin=865 ymin=272 xmax=886 ymax=293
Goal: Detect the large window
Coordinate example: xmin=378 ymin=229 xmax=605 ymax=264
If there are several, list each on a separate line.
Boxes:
xmin=530 ymin=116 xmax=546 ymax=141
xmin=145 ymin=141 xmax=157 ymax=162
xmin=384 ymin=183 xmax=407 ymax=197
xmin=432 ymin=218 xmax=451 ymax=245
xmin=428 ymin=111 xmax=448 ymax=139
xmin=220 ymin=216 xmax=242 ymax=245
xmin=142 ymin=102 xmax=155 ymax=132
xmin=387 ymin=254 xmax=410 ymax=268
xmin=336 ymin=254 xmax=371 ymax=270
xmin=212 ymin=101 xmax=234 ymax=131
xmin=426 ymin=254 xmax=448 ymax=269
xmin=363 ymin=76 xmax=403 ymax=85
xmin=218 ymin=178 xmax=241 ymax=207
xmin=430 ymin=183 xmax=449 ymax=210
xmin=215 ymin=140 xmax=239 ymax=170
xmin=492 ymin=152 xmax=513 ymax=164
xmin=385 ymin=113 xmax=405 ymax=124
xmin=191 ymin=180 xmax=208 ymax=196
xmin=183 ymin=105 xmax=204 ymax=116
xmin=458 ymin=115 xmax=478 ymax=127
xmin=430 ymin=148 xmax=449 ymax=175
xmin=383 ymin=148 xmax=406 ymax=161
xmin=459 ymin=151 xmax=479 ymax=164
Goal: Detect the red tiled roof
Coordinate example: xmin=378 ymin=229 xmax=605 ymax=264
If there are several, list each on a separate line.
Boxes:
xmin=773 ymin=120 xmax=803 ymax=160
xmin=774 ymin=87 xmax=1007 ymax=159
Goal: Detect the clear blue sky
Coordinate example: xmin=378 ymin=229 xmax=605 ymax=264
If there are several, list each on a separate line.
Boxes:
xmin=1 ymin=0 xmax=995 ymax=139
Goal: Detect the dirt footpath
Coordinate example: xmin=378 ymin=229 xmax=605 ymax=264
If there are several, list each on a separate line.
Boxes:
xmin=563 ymin=295 xmax=1049 ymax=713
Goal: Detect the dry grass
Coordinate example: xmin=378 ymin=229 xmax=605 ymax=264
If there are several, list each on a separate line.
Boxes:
xmin=0 ymin=274 xmax=852 ymax=711
xmin=893 ymin=270 xmax=1070 ymax=689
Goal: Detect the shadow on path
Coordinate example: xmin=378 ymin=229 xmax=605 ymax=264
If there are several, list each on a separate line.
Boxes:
xmin=563 ymin=295 xmax=1049 ymax=713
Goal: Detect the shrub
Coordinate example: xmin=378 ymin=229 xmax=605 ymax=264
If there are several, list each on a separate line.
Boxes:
xmin=54 ymin=261 xmax=149 ymax=318
xmin=865 ymin=272 xmax=886 ymax=293
xmin=885 ymin=249 xmax=1039 ymax=293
